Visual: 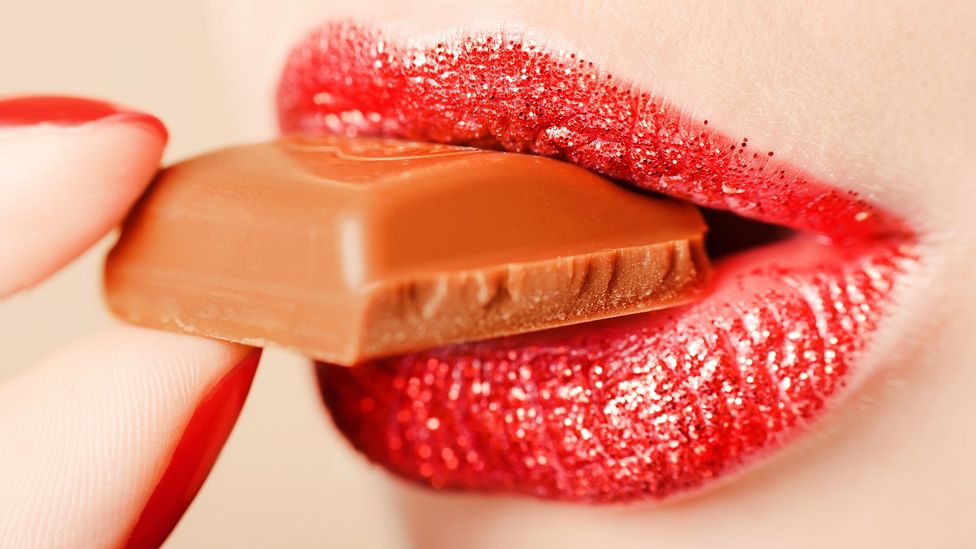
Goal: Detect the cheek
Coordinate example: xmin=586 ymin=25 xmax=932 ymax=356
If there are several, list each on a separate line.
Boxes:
xmin=204 ymin=0 xmax=327 ymax=138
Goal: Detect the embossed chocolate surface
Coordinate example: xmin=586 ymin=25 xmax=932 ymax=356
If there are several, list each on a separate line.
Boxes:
xmin=104 ymin=136 xmax=709 ymax=365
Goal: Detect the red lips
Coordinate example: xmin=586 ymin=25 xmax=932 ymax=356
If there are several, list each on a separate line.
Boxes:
xmin=278 ymin=21 xmax=916 ymax=502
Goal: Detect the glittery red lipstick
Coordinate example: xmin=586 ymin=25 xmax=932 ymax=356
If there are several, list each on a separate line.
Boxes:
xmin=279 ymin=21 xmax=917 ymax=502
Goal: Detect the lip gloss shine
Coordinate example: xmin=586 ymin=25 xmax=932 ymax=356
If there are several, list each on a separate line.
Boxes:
xmin=278 ymin=22 xmax=908 ymax=242
xmin=281 ymin=21 xmax=917 ymax=502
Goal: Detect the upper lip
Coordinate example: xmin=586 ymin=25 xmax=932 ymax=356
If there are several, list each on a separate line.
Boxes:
xmin=277 ymin=22 xmax=910 ymax=242
xmin=278 ymin=20 xmax=918 ymax=503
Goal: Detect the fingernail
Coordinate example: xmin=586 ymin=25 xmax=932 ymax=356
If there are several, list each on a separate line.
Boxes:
xmin=0 ymin=95 xmax=168 ymax=141
xmin=124 ymin=348 xmax=261 ymax=549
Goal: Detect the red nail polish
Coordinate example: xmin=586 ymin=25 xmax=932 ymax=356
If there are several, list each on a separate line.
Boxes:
xmin=0 ymin=95 xmax=168 ymax=140
xmin=124 ymin=349 xmax=261 ymax=549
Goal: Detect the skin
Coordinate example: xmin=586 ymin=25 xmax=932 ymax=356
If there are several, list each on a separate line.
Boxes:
xmin=0 ymin=1 xmax=971 ymax=547
xmin=207 ymin=1 xmax=976 ymax=547
xmin=0 ymin=111 xmax=260 ymax=546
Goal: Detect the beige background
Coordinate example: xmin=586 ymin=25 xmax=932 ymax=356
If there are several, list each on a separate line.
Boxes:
xmin=0 ymin=1 xmax=404 ymax=547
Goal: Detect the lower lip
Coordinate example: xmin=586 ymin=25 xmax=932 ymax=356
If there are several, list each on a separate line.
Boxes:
xmin=280 ymin=22 xmax=917 ymax=502
xmin=317 ymin=236 xmax=912 ymax=502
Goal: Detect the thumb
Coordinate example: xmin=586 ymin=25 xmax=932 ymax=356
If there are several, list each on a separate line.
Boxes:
xmin=0 ymin=328 xmax=260 ymax=548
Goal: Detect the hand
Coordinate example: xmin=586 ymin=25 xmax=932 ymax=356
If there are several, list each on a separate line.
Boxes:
xmin=0 ymin=96 xmax=260 ymax=548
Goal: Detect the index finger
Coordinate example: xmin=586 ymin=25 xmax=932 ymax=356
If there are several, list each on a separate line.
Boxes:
xmin=0 ymin=95 xmax=167 ymax=297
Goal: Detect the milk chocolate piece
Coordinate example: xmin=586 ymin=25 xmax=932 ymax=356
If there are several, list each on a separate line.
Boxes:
xmin=105 ymin=136 xmax=709 ymax=365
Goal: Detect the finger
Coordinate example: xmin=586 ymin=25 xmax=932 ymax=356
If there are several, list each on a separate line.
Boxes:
xmin=0 ymin=95 xmax=168 ymax=297
xmin=0 ymin=327 xmax=260 ymax=548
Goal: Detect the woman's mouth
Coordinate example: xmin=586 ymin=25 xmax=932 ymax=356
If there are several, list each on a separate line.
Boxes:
xmin=277 ymin=21 xmax=918 ymax=503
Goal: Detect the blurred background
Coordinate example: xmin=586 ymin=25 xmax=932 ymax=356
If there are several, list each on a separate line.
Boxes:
xmin=0 ymin=1 xmax=403 ymax=546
